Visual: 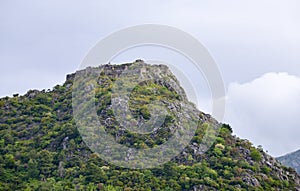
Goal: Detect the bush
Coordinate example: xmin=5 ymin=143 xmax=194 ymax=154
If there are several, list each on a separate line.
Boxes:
xmin=250 ymin=148 xmax=262 ymax=162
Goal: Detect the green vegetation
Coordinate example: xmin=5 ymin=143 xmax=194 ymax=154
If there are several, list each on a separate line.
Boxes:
xmin=0 ymin=62 xmax=299 ymax=190
xmin=250 ymin=147 xmax=262 ymax=162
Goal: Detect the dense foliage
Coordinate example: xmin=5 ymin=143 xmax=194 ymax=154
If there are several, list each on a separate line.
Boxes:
xmin=0 ymin=62 xmax=299 ymax=190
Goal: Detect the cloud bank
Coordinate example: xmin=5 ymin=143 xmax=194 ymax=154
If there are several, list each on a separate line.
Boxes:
xmin=225 ymin=72 xmax=300 ymax=157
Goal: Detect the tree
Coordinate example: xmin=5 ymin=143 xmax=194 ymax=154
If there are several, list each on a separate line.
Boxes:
xmin=37 ymin=150 xmax=54 ymax=178
xmin=28 ymin=159 xmax=39 ymax=179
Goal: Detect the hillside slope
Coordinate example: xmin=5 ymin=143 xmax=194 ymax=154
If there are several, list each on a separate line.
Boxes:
xmin=0 ymin=61 xmax=299 ymax=190
xmin=278 ymin=150 xmax=300 ymax=174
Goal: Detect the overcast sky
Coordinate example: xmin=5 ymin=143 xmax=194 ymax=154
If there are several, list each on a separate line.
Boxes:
xmin=1 ymin=0 xmax=300 ymax=157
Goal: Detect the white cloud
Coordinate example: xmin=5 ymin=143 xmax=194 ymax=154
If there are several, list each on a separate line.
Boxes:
xmin=225 ymin=72 xmax=300 ymax=157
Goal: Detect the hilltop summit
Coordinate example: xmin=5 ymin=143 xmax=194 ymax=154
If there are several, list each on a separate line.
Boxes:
xmin=0 ymin=61 xmax=299 ymax=190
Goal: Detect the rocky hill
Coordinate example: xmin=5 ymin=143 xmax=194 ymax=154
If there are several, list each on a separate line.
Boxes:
xmin=0 ymin=61 xmax=299 ymax=190
xmin=278 ymin=150 xmax=300 ymax=174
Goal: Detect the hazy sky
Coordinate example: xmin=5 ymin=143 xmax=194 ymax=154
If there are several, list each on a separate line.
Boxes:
xmin=1 ymin=0 xmax=300 ymax=156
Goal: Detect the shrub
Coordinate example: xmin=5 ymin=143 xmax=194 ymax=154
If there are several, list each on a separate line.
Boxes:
xmin=250 ymin=148 xmax=262 ymax=162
